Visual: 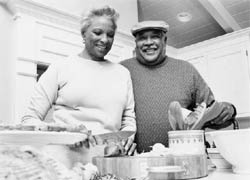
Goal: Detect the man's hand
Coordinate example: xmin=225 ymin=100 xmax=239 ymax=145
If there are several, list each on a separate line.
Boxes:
xmin=204 ymin=102 xmax=236 ymax=130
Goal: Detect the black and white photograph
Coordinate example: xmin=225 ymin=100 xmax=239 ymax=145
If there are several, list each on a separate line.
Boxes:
xmin=0 ymin=0 xmax=250 ymax=179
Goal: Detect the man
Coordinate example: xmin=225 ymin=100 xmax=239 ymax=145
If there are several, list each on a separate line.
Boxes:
xmin=121 ymin=21 xmax=236 ymax=153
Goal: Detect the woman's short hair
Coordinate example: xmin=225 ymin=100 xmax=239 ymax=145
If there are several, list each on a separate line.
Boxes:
xmin=80 ymin=6 xmax=119 ymax=36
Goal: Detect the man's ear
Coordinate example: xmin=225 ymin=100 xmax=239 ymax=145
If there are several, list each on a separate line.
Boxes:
xmin=164 ymin=35 xmax=167 ymax=43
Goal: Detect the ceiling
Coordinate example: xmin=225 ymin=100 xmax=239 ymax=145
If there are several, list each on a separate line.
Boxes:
xmin=137 ymin=0 xmax=250 ymax=48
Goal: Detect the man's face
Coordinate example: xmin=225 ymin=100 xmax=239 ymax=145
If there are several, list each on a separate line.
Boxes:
xmin=135 ymin=29 xmax=167 ymax=65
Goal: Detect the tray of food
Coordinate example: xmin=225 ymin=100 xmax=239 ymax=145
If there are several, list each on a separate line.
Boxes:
xmin=0 ymin=124 xmax=88 ymax=145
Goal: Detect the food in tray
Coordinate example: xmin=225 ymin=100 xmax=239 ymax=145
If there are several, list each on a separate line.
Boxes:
xmin=0 ymin=146 xmax=82 ymax=180
xmin=72 ymin=162 xmax=99 ymax=180
xmin=0 ymin=123 xmax=88 ymax=133
xmin=0 ymin=123 xmax=89 ymax=145
xmin=92 ymin=173 xmax=124 ymax=180
xmin=0 ymin=145 xmax=129 ymax=180
xmin=0 ymin=146 xmax=104 ymax=180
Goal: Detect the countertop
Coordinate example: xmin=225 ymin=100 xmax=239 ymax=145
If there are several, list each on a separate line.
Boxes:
xmin=201 ymin=168 xmax=250 ymax=180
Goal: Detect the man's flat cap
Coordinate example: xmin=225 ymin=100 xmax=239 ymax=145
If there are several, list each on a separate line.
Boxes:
xmin=131 ymin=20 xmax=169 ymax=36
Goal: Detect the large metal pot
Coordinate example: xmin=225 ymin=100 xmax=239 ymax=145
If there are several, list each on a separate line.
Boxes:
xmin=93 ymin=154 xmax=208 ymax=179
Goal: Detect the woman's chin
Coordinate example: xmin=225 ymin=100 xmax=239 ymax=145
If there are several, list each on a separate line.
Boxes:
xmin=95 ymin=52 xmax=108 ymax=60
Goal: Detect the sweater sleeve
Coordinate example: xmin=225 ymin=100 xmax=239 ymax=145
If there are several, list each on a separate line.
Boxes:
xmin=22 ymin=63 xmax=59 ymax=124
xmin=120 ymin=72 xmax=137 ymax=132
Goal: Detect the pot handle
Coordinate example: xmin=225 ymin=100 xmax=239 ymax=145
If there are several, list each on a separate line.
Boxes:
xmin=230 ymin=118 xmax=239 ymax=130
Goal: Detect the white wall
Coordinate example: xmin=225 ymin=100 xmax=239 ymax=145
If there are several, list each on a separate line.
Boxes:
xmin=30 ymin=0 xmax=138 ymax=34
xmin=0 ymin=4 xmax=16 ymax=123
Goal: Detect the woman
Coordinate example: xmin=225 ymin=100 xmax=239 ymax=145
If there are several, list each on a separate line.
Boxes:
xmin=22 ymin=6 xmax=136 ymax=165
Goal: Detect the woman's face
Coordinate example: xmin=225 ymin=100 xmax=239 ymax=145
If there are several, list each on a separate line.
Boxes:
xmin=83 ymin=16 xmax=115 ymax=61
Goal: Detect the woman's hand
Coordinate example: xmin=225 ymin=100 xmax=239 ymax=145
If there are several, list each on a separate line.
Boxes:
xmin=68 ymin=126 xmax=97 ymax=149
xmin=122 ymin=135 xmax=137 ymax=156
